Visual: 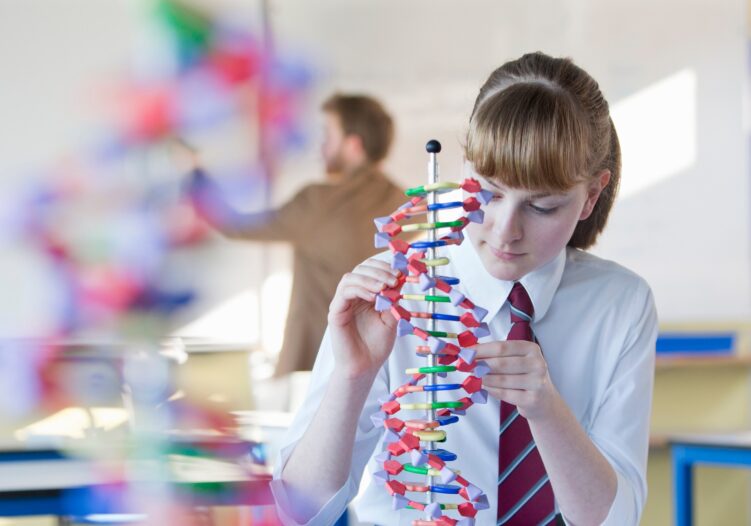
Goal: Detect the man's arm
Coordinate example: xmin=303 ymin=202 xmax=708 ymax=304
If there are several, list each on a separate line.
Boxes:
xmin=188 ymin=168 xmax=299 ymax=242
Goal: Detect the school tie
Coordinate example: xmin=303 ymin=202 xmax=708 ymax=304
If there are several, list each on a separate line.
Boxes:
xmin=497 ymin=282 xmax=556 ymax=525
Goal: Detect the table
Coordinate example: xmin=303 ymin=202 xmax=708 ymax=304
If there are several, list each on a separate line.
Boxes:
xmin=0 ymin=444 xmax=274 ymax=518
xmin=671 ymin=431 xmax=751 ymax=526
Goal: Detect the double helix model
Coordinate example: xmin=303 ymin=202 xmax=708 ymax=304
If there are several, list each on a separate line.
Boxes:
xmin=369 ymin=140 xmax=493 ymax=526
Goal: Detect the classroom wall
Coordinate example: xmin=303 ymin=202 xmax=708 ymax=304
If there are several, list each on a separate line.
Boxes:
xmin=1 ymin=0 xmax=748 ymax=337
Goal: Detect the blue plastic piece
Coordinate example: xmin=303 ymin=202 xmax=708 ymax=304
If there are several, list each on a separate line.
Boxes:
xmin=423 ymin=383 xmax=461 ymax=392
xmin=428 ymin=201 xmax=462 ymax=211
xmin=435 ymin=415 xmax=459 ymax=426
xmin=424 ymin=448 xmax=458 ymax=461
xmin=432 ymin=313 xmax=460 ymax=321
xmin=411 ymin=240 xmax=448 ymax=249
xmin=430 ymin=484 xmax=460 ymax=495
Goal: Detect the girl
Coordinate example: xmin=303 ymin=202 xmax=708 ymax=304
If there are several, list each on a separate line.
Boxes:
xmin=271 ymin=52 xmax=657 ymax=526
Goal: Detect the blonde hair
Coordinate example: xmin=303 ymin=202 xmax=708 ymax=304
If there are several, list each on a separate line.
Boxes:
xmin=465 ymin=52 xmax=620 ymax=249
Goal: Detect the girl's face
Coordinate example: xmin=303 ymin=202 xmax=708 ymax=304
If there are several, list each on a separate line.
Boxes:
xmin=467 ymin=170 xmax=610 ymax=281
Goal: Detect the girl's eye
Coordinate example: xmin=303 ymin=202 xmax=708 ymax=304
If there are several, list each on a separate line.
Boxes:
xmin=529 ymin=204 xmax=557 ymax=214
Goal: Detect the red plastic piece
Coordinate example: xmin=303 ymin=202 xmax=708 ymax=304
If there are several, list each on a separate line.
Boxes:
xmin=399 ymin=433 xmax=420 ymax=452
xmin=463 ymin=196 xmax=481 ymax=211
xmin=442 ymin=343 xmax=460 ymax=356
xmin=450 ymin=217 xmax=469 ymax=231
xmin=462 ymin=178 xmax=481 ymax=192
xmin=390 ymin=210 xmax=407 ymax=222
xmin=455 ymin=358 xmax=474 ymax=372
xmin=383 ymin=222 xmax=402 ymax=236
xmin=457 ymin=331 xmax=478 ymax=347
xmin=458 ymin=397 xmax=473 ymax=411
xmin=413 ymin=327 xmax=429 ymax=341
xmin=427 ymin=455 xmax=445 ymax=470
xmin=381 ymin=288 xmax=401 ymax=302
xmin=390 ymin=304 xmax=412 ymax=322
xmin=385 ymin=479 xmax=406 ymax=496
xmin=382 ymin=401 xmax=401 ymax=415
xmin=434 ymin=279 xmax=451 ymax=293
xmin=408 ymin=259 xmax=427 ymax=275
xmin=438 ymin=354 xmax=458 ymax=366
xmin=462 ymin=376 xmax=482 ymax=394
xmin=384 ymin=459 xmax=404 ymax=475
xmin=460 ymin=312 xmax=480 ymax=328
xmin=384 ymin=418 xmax=405 ymax=432
xmin=437 ymin=517 xmax=457 ymax=526
xmin=459 ymin=298 xmax=474 ymax=309
xmin=458 ymin=502 xmax=478 ymax=518
xmin=389 ymin=238 xmax=410 ymax=254
xmin=387 ymin=442 xmax=407 ymax=456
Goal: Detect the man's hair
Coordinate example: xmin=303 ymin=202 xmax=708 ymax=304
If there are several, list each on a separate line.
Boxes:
xmin=465 ymin=52 xmax=620 ymax=249
xmin=322 ymin=94 xmax=394 ymax=163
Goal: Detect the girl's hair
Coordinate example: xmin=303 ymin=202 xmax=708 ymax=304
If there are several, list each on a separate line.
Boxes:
xmin=465 ymin=52 xmax=620 ymax=249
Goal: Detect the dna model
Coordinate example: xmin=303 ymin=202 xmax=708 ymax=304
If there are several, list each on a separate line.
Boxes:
xmin=369 ymin=140 xmax=493 ymax=526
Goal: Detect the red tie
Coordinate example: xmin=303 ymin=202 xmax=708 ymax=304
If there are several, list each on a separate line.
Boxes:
xmin=497 ymin=282 xmax=556 ymax=525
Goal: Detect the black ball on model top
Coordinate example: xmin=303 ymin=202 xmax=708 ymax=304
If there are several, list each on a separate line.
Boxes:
xmin=426 ymin=139 xmax=442 ymax=153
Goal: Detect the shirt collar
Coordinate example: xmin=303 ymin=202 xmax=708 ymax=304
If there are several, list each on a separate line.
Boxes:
xmin=451 ymin=231 xmax=566 ymax=323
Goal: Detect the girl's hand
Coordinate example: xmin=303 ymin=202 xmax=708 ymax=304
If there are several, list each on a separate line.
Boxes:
xmin=328 ymin=259 xmax=400 ymax=379
xmin=474 ymin=340 xmax=558 ymax=421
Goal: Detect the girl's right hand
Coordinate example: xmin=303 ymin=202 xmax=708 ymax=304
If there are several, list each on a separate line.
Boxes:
xmin=328 ymin=258 xmax=400 ymax=379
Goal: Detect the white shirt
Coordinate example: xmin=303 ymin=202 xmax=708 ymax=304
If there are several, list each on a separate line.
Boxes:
xmin=271 ymin=237 xmax=658 ymax=526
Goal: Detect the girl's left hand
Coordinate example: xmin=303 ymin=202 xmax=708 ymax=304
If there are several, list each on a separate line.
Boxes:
xmin=474 ymin=340 xmax=558 ymax=421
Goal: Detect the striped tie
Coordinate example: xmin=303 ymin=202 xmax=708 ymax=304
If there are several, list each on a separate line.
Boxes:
xmin=497 ymin=282 xmax=556 ymax=526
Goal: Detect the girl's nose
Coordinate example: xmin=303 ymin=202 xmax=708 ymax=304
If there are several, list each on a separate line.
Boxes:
xmin=491 ymin=205 xmax=523 ymax=244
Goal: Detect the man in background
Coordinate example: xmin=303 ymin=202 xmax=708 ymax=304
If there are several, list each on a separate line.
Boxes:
xmin=187 ymin=94 xmax=405 ymax=376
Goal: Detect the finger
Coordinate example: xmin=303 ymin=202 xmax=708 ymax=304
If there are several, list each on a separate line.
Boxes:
xmin=339 ymin=270 xmax=394 ymax=295
xmin=484 ymin=386 xmax=527 ymax=406
xmin=473 ymin=341 xmax=532 ymax=359
xmin=329 ymin=284 xmax=377 ymax=315
xmin=350 ymin=263 xmax=400 ymax=289
xmin=483 ymin=372 xmax=543 ymax=392
xmin=480 ymin=355 xmax=536 ymax=375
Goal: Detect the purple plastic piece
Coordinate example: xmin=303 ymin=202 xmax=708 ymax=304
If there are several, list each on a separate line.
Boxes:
xmin=472 ymin=305 xmax=488 ymax=321
xmin=457 ymin=519 xmax=475 ymax=526
xmin=374 ymin=216 xmax=392 ymax=230
xmin=474 ymin=361 xmax=491 ymax=378
xmin=397 ymin=319 xmax=414 ymax=337
xmin=471 ymin=389 xmax=488 ymax=404
xmin=449 ymin=289 xmax=466 ymax=306
xmin=372 ymin=470 xmax=390 ymax=484
xmin=378 ymin=393 xmax=396 ymax=404
xmin=384 ymin=428 xmax=400 ymax=443
xmin=398 ymin=199 xmax=414 ymax=210
xmin=370 ymin=411 xmax=386 ymax=427
xmin=459 ymin=347 xmax=477 ymax=364
xmin=439 ymin=466 xmax=457 ymax=484
xmin=375 ymin=294 xmax=392 ymax=312
xmin=374 ymin=232 xmax=390 ymax=248
xmin=464 ymin=483 xmax=482 ymax=501
xmin=410 ymin=449 xmax=428 ymax=466
xmin=418 ymin=273 xmax=435 ymax=291
xmin=445 ymin=230 xmax=463 ymax=241
xmin=477 ymin=189 xmax=493 ymax=205
xmin=474 ymin=494 xmax=490 ymax=510
xmin=392 ymin=494 xmax=409 ymax=510
xmin=374 ymin=451 xmax=391 ymax=463
xmin=467 ymin=210 xmax=484 ymax=224
xmin=473 ymin=323 xmax=490 ymax=339
xmin=425 ymin=502 xmax=441 ymax=519
xmin=428 ymin=336 xmax=447 ymax=355
xmin=392 ymin=252 xmax=408 ymax=272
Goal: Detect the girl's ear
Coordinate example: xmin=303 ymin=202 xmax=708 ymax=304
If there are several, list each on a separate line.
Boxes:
xmin=579 ymin=170 xmax=611 ymax=221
